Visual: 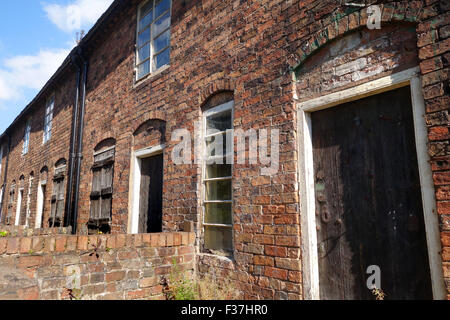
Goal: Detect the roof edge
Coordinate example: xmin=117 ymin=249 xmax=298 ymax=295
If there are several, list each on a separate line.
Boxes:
xmin=0 ymin=0 xmax=123 ymax=142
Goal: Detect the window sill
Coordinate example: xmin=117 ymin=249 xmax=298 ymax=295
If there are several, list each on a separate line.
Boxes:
xmin=132 ymin=64 xmax=170 ymax=89
xmin=197 ymin=252 xmax=235 ymax=265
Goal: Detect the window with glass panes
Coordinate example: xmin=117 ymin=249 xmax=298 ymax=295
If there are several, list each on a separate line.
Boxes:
xmin=23 ymin=119 xmax=31 ymax=155
xmin=203 ymin=101 xmax=234 ymax=254
xmin=43 ymin=97 xmax=54 ymax=143
xmin=136 ymin=0 xmax=171 ymax=79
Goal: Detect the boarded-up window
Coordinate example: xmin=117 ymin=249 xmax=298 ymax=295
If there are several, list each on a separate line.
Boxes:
xmin=50 ymin=161 xmax=66 ymax=227
xmin=6 ymin=184 xmax=15 ymax=225
xmin=89 ymin=147 xmax=114 ymax=234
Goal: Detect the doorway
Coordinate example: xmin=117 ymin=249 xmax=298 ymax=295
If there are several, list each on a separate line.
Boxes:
xmin=138 ymin=154 xmax=163 ymax=233
xmin=312 ymin=86 xmax=432 ymax=299
xmin=35 ymin=182 xmax=46 ymax=229
xmin=297 ymin=68 xmax=446 ymax=300
xmin=130 ymin=145 xmax=164 ymax=234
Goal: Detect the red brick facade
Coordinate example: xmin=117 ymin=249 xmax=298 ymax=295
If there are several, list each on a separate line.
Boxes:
xmin=0 ymin=0 xmax=448 ymax=300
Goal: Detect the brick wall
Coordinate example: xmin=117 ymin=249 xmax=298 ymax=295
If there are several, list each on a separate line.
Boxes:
xmin=0 ymin=225 xmax=71 ymax=237
xmin=0 ymin=70 xmax=76 ymax=229
xmin=0 ymin=0 xmax=447 ymax=300
xmin=0 ymin=232 xmax=195 ymax=300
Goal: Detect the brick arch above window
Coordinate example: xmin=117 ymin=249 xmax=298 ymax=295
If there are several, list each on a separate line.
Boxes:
xmin=201 ymin=91 xmax=234 ymax=113
xmin=290 ymin=1 xmax=427 ymax=75
xmin=131 ymin=110 xmax=167 ymax=134
xmin=133 ymin=119 xmax=167 ymax=150
xmin=198 ymin=78 xmax=236 ymax=108
xmin=40 ymin=166 xmax=48 ymax=183
xmin=94 ymin=138 xmax=117 ymax=154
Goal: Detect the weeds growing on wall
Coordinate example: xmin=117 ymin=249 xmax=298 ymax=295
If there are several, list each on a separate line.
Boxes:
xmin=162 ymin=259 xmax=239 ymax=300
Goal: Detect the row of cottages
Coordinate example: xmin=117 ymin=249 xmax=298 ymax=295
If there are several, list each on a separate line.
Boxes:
xmin=0 ymin=0 xmax=448 ymax=300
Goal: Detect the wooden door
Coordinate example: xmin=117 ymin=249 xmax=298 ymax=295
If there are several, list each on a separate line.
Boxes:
xmin=138 ymin=154 xmax=164 ymax=233
xmin=312 ymin=86 xmax=433 ymax=300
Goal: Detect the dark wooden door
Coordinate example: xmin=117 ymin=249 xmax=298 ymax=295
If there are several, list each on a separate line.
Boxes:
xmin=138 ymin=154 xmax=163 ymax=233
xmin=312 ymin=86 xmax=433 ymax=300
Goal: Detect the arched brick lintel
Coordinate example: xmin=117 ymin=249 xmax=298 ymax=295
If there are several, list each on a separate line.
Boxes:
xmin=131 ymin=110 xmax=167 ymax=135
xmin=291 ymin=1 xmax=424 ymax=75
xmin=198 ymin=78 xmax=236 ymax=108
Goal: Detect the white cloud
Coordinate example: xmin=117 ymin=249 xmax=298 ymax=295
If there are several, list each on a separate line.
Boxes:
xmin=44 ymin=0 xmax=114 ymax=33
xmin=0 ymin=48 xmax=70 ymax=104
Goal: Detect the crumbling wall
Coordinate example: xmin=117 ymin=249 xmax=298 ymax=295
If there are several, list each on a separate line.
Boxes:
xmin=0 ymin=232 xmax=195 ymax=300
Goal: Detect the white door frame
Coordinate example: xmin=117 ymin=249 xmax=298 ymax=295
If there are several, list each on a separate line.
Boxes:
xmin=296 ymin=67 xmax=446 ymax=300
xmin=128 ymin=144 xmax=165 ymax=234
xmin=15 ymin=188 xmax=23 ymax=226
xmin=35 ymin=181 xmax=46 ymax=229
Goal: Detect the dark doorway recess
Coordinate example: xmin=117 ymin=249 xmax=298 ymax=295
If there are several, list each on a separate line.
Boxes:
xmin=139 ymin=154 xmax=163 ymax=233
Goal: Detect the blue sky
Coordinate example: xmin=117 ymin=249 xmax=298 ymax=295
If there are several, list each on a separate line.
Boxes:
xmin=0 ymin=0 xmax=113 ymax=134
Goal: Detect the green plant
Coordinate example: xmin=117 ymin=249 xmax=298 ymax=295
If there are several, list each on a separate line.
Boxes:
xmin=196 ymin=275 xmax=238 ymax=300
xmin=163 ymin=259 xmax=196 ymax=300
xmin=162 ymin=260 xmax=238 ymax=300
xmin=0 ymin=231 xmax=9 ymax=237
xmin=372 ymin=287 xmax=386 ymax=300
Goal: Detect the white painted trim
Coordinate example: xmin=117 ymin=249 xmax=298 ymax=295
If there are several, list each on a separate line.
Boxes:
xmin=297 ymin=67 xmax=445 ymax=300
xmin=35 ymin=181 xmax=46 ymax=229
xmin=129 ymin=144 xmax=165 ymax=234
xmin=15 ymin=189 xmax=23 ymax=226
xmin=93 ymin=145 xmax=116 ymax=157
xmin=410 ymin=77 xmax=446 ymax=300
xmin=298 ymin=110 xmax=320 ymax=300
xmin=299 ymin=67 xmax=420 ymax=112
xmin=25 ymin=176 xmax=33 ymax=228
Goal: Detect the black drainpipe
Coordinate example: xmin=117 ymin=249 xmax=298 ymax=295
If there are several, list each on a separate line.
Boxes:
xmin=71 ymin=47 xmax=88 ymax=234
xmin=0 ymin=134 xmax=11 ymax=222
xmin=65 ymin=51 xmax=82 ymax=232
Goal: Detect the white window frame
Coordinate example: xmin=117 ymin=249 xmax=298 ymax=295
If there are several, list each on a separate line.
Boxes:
xmin=297 ymin=67 xmax=446 ymax=300
xmin=129 ymin=144 xmax=165 ymax=234
xmin=135 ymin=0 xmax=172 ymax=81
xmin=201 ymin=101 xmax=234 ymax=253
xmin=43 ymin=96 xmax=54 ymax=144
xmin=23 ymin=119 xmax=31 ymax=155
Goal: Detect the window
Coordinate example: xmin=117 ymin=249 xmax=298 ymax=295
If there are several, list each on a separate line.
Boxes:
xmin=43 ymin=96 xmax=54 ymax=143
xmin=89 ymin=146 xmax=115 ymax=234
xmin=23 ymin=119 xmax=31 ymax=154
xmin=136 ymin=0 xmax=171 ymax=79
xmin=202 ymin=101 xmax=234 ymax=255
xmin=50 ymin=160 xmax=66 ymax=227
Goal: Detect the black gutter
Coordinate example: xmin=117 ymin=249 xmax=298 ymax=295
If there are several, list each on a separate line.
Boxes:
xmin=65 ymin=50 xmax=83 ymax=232
xmin=0 ymin=135 xmax=11 ymax=222
xmin=71 ymin=50 xmax=88 ymax=235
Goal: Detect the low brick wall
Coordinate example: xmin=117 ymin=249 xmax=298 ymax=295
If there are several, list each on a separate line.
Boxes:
xmin=0 ymin=232 xmax=195 ymax=300
xmin=0 ymin=225 xmax=72 ymax=237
